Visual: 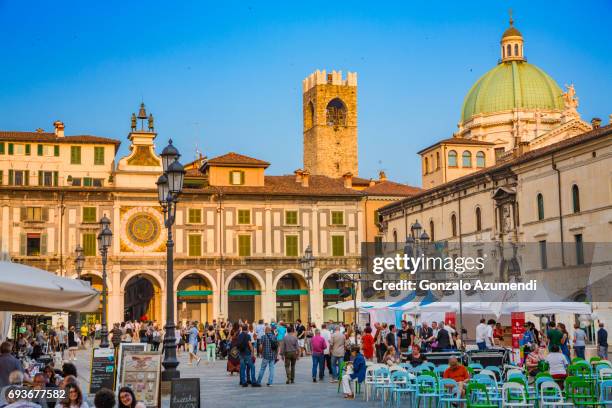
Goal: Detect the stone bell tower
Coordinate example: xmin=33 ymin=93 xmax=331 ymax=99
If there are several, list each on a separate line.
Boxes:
xmin=303 ymin=70 xmax=358 ymax=178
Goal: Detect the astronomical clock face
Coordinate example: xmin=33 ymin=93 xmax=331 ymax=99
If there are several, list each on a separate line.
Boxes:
xmin=120 ymin=207 xmax=165 ymax=252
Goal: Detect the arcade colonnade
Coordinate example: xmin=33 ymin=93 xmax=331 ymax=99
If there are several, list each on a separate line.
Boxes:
xmin=71 ymin=267 xmax=357 ymax=327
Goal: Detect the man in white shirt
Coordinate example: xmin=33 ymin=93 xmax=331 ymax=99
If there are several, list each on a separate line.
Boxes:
xmin=475 ymin=319 xmax=488 ymax=350
xmin=485 ymin=319 xmax=495 ymax=348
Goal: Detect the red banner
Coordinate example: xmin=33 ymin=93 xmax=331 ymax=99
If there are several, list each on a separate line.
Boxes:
xmin=445 ymin=312 xmax=456 ymax=327
xmin=511 ymin=312 xmax=525 ymax=349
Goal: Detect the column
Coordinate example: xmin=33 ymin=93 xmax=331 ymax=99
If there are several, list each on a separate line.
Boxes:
xmin=263 ymin=268 xmax=275 ymax=322
xmin=112 ymin=203 xmax=120 ymax=255
xmin=218 ymin=268 xmax=227 ymax=319
xmin=311 ymin=267 xmax=323 ymax=326
xmin=108 ymin=265 xmax=122 ymax=325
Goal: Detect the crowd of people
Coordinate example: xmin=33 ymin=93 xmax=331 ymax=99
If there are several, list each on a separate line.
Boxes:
xmin=1 ymin=315 xmax=608 ymax=405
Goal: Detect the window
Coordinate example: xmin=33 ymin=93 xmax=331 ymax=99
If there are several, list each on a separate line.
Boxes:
xmin=374 ymin=236 xmax=383 ymax=255
xmin=237 ymin=209 xmax=251 ymax=224
xmin=393 ymin=230 xmax=398 ymax=251
xmin=70 ymin=146 xmax=81 ymax=164
xmin=332 ymin=235 xmax=345 ymax=257
xmin=92 ymin=178 xmax=103 ymax=187
xmin=476 ymin=151 xmax=485 ymax=168
xmin=436 ymin=152 xmax=440 ymax=169
xmin=94 ymin=147 xmax=105 ymax=165
xmin=82 ymin=207 xmax=97 ymax=223
xmin=331 ymin=211 xmax=344 ymax=225
xmin=83 ymin=233 xmax=97 ymax=256
xmin=71 ymin=178 xmax=82 ymax=186
xmin=229 ymin=170 xmax=245 ymax=185
xmin=326 ymin=98 xmax=347 ymax=126
xmin=537 ymin=193 xmax=544 ymax=221
xmin=514 ymin=44 xmax=519 ymax=56
xmin=539 ymin=240 xmax=548 ymax=269
xmin=0 ymin=142 xmax=4 ymax=154
xmin=54 ymin=145 xmax=60 ymax=157
xmin=285 ymin=235 xmax=298 ymax=257
xmin=429 ymin=220 xmax=435 ymax=242
xmin=25 ymin=207 xmax=43 ymax=222
xmin=448 ymin=150 xmax=457 ymax=167
xmin=424 ymin=157 xmax=429 ymax=174
xmin=83 ymin=177 xmax=92 ymax=187
xmin=451 ymin=214 xmax=457 ymax=237
xmin=575 ymin=234 xmax=584 ymax=265
xmin=306 ymin=101 xmax=315 ymax=129
xmin=462 ymin=151 xmax=472 ymax=167
xmin=238 ymin=235 xmax=251 ymax=256
xmin=24 ymin=233 xmax=43 ymax=256
xmin=0 ymin=170 xmax=3 ymax=185
xmin=10 ymin=170 xmax=29 ymax=186
xmin=37 ymin=171 xmax=58 ymax=187
xmin=495 ymin=148 xmax=505 ymax=163
xmin=572 ymin=184 xmax=580 ymax=213
xmin=475 ymin=207 xmax=482 ymax=232
xmin=188 ymin=208 xmax=202 ymax=224
xmin=285 ymin=210 xmax=298 ymax=225
xmin=507 ymin=44 xmax=512 ymax=57
xmin=11 ymin=144 xmax=25 ymax=155
xmin=188 ymin=234 xmax=202 ymax=256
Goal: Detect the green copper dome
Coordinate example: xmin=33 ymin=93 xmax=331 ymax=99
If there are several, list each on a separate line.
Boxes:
xmin=461 ymin=61 xmax=564 ymax=123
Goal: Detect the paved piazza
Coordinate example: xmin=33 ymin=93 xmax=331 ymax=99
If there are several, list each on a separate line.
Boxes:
xmin=71 ymin=346 xmax=369 ymax=407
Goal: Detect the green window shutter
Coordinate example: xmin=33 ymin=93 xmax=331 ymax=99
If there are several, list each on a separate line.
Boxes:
xmin=188 ymin=209 xmax=202 ymax=224
xmin=83 ymin=233 xmax=97 ymax=256
xmin=8 ymin=170 xmax=13 ymax=185
xmin=331 ymin=211 xmax=344 ymax=225
xmin=8 ymin=143 xmax=14 ymax=155
xmin=238 ymin=209 xmax=250 ymax=224
xmin=0 ymin=142 xmax=4 ymax=154
xmin=37 ymin=144 xmax=43 ymax=156
xmin=54 ymin=145 xmax=60 ymax=157
xmin=24 ymin=171 xmax=30 ymax=186
xmin=188 ymin=235 xmax=202 ymax=256
xmin=83 ymin=207 xmax=97 ymax=223
xmin=94 ymin=147 xmax=105 ymax=165
xmin=84 ymin=177 xmax=92 ymax=187
xmin=285 ymin=235 xmax=298 ymax=257
xmin=70 ymin=146 xmax=81 ymax=164
xmin=240 ymin=171 xmax=245 ymax=185
xmin=0 ymin=170 xmax=3 ymax=185
xmin=20 ymin=233 xmax=27 ymax=256
xmin=285 ymin=211 xmax=298 ymax=225
xmin=238 ymin=235 xmax=251 ymax=256
xmin=40 ymin=234 xmax=48 ymax=255
xmin=53 ymin=171 xmax=58 ymax=186
xmin=38 ymin=171 xmax=43 ymax=186
xmin=332 ymin=235 xmax=345 ymax=257
xmin=25 ymin=144 xmax=31 ymax=156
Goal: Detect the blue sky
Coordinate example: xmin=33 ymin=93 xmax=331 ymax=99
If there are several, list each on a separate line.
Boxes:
xmin=0 ymin=1 xmax=610 ymax=186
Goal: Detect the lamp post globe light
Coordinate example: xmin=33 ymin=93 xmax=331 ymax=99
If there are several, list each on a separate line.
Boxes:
xmin=74 ymin=246 xmax=85 ymax=334
xmin=300 ymin=245 xmax=315 ymax=324
xmin=157 ymin=139 xmax=186 ymax=381
xmin=97 ymin=216 xmax=112 ymax=348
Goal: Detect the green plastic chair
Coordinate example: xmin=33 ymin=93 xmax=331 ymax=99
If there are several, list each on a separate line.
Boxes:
xmin=565 ymin=377 xmax=599 ymax=406
xmin=589 ymin=356 xmax=602 ymax=364
xmin=466 ymin=382 xmax=497 ymax=408
xmin=568 ymin=362 xmax=593 ymax=379
xmin=336 ymin=360 xmax=346 ymax=392
xmin=572 ymin=357 xmax=585 ymax=364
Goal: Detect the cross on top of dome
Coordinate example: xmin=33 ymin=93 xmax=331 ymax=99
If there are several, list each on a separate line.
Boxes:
xmin=500 ymin=10 xmax=525 ymax=63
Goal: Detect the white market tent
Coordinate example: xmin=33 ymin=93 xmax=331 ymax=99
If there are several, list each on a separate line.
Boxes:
xmin=326 ymin=300 xmax=393 ymax=311
xmin=0 ymin=261 xmax=100 ymax=313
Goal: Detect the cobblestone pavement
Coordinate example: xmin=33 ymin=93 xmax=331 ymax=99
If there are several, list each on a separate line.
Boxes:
xmin=68 ymin=345 xmax=373 ymax=407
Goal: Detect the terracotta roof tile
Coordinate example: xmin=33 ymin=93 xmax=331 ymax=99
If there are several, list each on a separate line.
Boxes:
xmin=418 ymin=137 xmax=495 ymax=154
xmin=0 ymin=131 xmax=121 ymax=146
xmin=206 ymin=152 xmax=270 ymax=167
xmin=362 ymin=181 xmax=422 ymax=196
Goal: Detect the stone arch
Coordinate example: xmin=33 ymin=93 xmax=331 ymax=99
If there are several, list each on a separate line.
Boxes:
xmin=224 ymin=269 xmax=265 ymax=291
xmin=121 ymin=270 xmax=165 ymax=292
xmin=272 ymin=269 xmax=306 ymax=289
xmin=174 ymin=269 xmax=218 ymax=292
xmin=68 ymin=270 xmax=113 ymax=292
xmin=319 ymin=268 xmax=349 ymax=288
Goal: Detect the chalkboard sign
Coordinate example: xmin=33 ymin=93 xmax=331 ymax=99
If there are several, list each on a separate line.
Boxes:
xmin=89 ymin=347 xmax=116 ymax=394
xmin=121 ymin=351 xmax=162 ymax=408
xmin=170 ymin=378 xmax=200 ymax=408
xmin=115 ymin=343 xmax=149 ymax=393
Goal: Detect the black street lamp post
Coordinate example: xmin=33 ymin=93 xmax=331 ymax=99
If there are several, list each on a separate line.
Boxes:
xmin=300 ymin=245 xmax=315 ymax=324
xmin=157 ymin=139 xmax=185 ymax=381
xmin=97 ymin=216 xmax=112 ymax=348
xmin=74 ymin=246 xmax=85 ymax=336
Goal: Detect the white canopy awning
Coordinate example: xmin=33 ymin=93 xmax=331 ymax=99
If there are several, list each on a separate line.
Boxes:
xmin=326 ymin=301 xmax=393 ymax=311
xmin=0 ymin=262 xmax=100 ymax=312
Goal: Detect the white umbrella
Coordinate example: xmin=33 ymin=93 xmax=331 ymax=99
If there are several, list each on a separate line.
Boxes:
xmin=0 ymin=262 xmax=100 ymax=312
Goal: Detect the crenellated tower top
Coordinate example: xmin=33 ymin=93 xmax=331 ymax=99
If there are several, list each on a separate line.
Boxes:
xmin=302 ymin=70 xmax=357 ymax=93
